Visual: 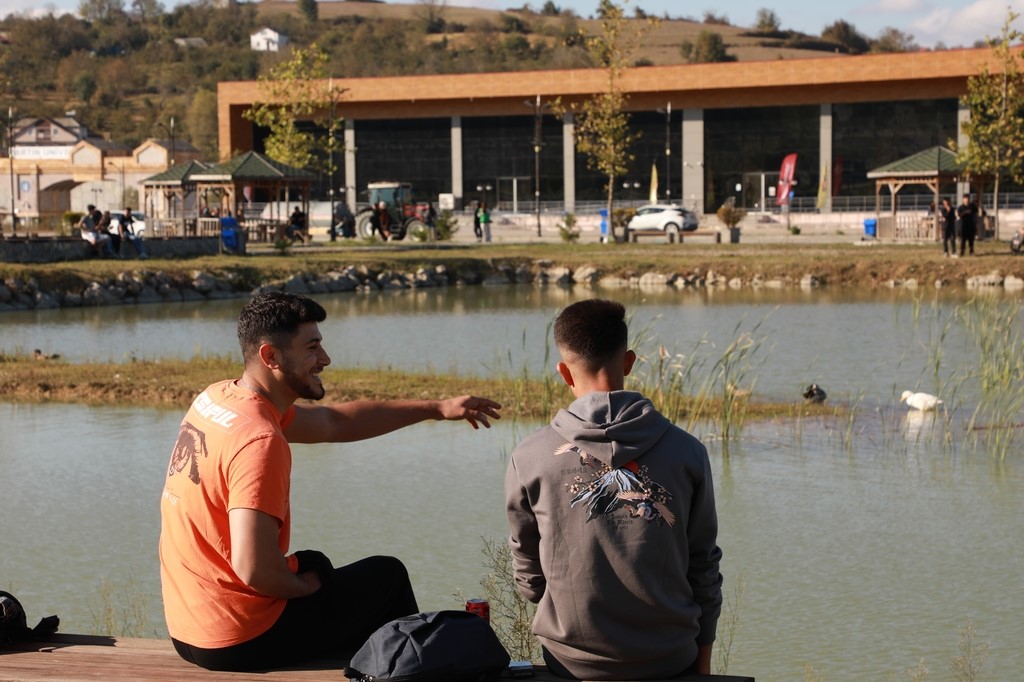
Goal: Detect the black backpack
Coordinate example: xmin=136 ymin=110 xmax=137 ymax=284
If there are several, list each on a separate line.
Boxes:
xmin=344 ymin=610 xmax=511 ymax=682
xmin=0 ymin=591 xmax=59 ymax=649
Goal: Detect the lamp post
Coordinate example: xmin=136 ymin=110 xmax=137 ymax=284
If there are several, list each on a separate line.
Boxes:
xmin=105 ymin=159 xmax=126 ymax=207
xmin=656 ymin=103 xmax=672 ymax=203
xmin=328 ymin=78 xmax=338 ymax=242
xmin=154 ymin=116 xmax=176 ymax=170
xmin=524 ymin=95 xmax=553 ymax=237
xmin=5 ymin=106 xmax=15 ymax=238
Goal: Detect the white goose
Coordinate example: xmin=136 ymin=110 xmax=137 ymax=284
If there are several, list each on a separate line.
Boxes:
xmin=901 ymin=390 xmax=943 ymax=411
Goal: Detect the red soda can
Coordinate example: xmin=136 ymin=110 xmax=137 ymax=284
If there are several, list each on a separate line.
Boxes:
xmin=466 ymin=598 xmax=490 ymax=622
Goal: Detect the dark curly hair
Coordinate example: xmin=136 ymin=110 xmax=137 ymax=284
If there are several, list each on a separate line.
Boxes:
xmin=237 ymin=292 xmax=326 ymax=362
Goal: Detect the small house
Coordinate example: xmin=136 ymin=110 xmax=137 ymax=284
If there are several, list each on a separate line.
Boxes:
xmin=250 ymin=27 xmax=288 ymax=52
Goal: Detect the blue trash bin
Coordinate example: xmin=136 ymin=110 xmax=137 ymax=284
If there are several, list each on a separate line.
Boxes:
xmin=863 ymin=218 xmax=877 ymax=238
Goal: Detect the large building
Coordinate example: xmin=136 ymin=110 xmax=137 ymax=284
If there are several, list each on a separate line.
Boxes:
xmin=217 ymin=47 xmax=1003 ymax=215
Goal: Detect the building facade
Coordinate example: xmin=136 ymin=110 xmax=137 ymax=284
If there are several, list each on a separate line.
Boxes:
xmin=1 ymin=117 xmax=200 ymax=234
xmin=216 ymin=48 xmax=1004 ymax=216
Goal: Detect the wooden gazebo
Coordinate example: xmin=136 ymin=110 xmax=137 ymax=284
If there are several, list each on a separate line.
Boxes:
xmin=866 ymin=146 xmax=985 ymax=240
xmin=189 ymin=151 xmax=316 ymax=241
xmin=140 ymin=160 xmax=211 ymax=237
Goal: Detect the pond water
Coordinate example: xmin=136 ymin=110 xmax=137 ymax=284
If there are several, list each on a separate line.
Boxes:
xmin=2 ymin=286 xmax=1022 ymax=681
xmin=1 ymin=285 xmax=1013 ymax=405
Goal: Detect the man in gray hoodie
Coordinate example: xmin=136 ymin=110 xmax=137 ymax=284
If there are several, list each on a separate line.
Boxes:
xmin=505 ymin=299 xmax=723 ymax=680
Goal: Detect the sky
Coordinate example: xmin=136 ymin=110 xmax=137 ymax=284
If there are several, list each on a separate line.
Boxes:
xmin=1 ymin=0 xmax=1022 ymax=49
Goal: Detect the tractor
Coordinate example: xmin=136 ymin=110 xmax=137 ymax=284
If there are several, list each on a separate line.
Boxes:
xmin=355 ymin=181 xmax=431 ymax=241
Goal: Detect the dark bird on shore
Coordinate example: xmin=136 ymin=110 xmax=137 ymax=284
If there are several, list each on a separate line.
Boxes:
xmin=803 ymin=383 xmax=827 ymax=403
xmin=34 ymin=349 xmax=61 ymax=361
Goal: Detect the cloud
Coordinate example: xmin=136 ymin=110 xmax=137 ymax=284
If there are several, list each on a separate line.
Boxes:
xmin=912 ymin=0 xmax=1024 ymax=47
xmin=0 ymin=2 xmax=73 ymax=19
xmin=859 ymin=0 xmax=926 ymax=12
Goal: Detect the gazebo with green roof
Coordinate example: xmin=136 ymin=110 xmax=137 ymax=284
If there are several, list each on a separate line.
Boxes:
xmin=866 ymin=146 xmax=986 ymax=240
xmin=140 ymin=160 xmax=211 ymax=236
xmin=189 ymin=151 xmax=315 ymax=240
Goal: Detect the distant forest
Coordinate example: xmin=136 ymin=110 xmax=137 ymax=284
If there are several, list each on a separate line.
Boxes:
xmin=0 ymin=0 xmax=939 ymax=158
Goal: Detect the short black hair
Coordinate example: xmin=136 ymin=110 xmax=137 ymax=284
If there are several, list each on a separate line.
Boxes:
xmin=554 ymin=299 xmax=628 ymax=371
xmin=237 ymin=292 xmax=326 ymax=361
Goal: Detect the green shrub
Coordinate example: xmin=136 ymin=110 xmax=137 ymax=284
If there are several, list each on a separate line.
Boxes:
xmin=716 ymin=197 xmax=746 ymax=228
xmin=558 ymin=212 xmax=580 ymax=242
xmin=434 ymin=210 xmax=458 ymax=241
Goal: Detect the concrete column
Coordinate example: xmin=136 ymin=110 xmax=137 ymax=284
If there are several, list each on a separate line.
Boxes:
xmin=344 ymin=119 xmax=356 ymax=211
xmin=681 ymin=108 xmax=704 ymax=215
xmin=819 ymin=103 xmax=833 ymax=212
xmin=451 ymin=116 xmax=463 ymax=206
xmin=957 ymin=102 xmax=970 ymax=200
xmin=563 ymin=112 xmax=575 ymax=215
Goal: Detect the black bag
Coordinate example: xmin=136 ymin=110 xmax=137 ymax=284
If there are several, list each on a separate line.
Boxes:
xmin=0 ymin=591 xmax=59 ymax=649
xmin=345 ymin=610 xmax=511 ymax=682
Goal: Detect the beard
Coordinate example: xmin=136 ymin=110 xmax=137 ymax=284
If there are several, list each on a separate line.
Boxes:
xmin=280 ymin=359 xmax=326 ymax=401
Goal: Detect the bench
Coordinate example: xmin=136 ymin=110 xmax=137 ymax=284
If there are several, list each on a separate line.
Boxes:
xmin=629 ymin=229 xmax=722 ymax=244
xmin=5 ymin=634 xmax=754 ymax=681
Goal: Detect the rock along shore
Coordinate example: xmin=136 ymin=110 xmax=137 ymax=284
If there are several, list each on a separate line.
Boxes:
xmin=2 ymin=258 xmax=1023 ymax=313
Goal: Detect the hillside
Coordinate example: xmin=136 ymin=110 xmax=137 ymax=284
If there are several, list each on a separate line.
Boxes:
xmin=257 ymin=0 xmax=845 ymax=66
xmin=0 ymin=0 xmax=857 ymax=156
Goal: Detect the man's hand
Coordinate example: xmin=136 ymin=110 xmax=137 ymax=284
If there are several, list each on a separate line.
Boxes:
xmin=439 ymin=395 xmax=502 ymax=429
xmin=293 ymin=549 xmax=335 ymax=592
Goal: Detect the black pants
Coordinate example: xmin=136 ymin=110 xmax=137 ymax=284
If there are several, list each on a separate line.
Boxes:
xmin=172 ymin=555 xmax=418 ymax=672
xmin=960 ymin=227 xmax=976 ymax=255
xmin=943 ymin=225 xmax=956 ymax=254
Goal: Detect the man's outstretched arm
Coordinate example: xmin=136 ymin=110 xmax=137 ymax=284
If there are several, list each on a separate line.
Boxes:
xmin=284 ymin=395 xmax=502 ymax=443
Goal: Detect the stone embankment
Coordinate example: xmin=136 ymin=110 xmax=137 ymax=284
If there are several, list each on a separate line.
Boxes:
xmin=2 ymin=260 xmax=1023 ymax=312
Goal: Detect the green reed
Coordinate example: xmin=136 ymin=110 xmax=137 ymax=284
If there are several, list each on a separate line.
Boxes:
xmin=713 ymin=574 xmax=747 ymax=676
xmin=89 ymin=572 xmax=151 ymax=638
xmin=952 ymin=297 xmax=1023 ymax=460
xmin=627 ymin=316 xmax=769 ymax=442
xmin=475 ymin=536 xmax=541 ymax=662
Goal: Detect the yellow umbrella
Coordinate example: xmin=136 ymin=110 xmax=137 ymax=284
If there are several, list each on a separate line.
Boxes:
xmin=649 ymin=163 xmax=659 ymax=204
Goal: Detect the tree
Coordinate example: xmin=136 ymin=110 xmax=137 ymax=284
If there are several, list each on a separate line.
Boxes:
xmin=415 ymin=0 xmax=447 ymax=34
xmin=540 ymin=1 xmax=560 ymax=16
xmin=754 ymin=8 xmax=780 ymax=33
xmin=955 ymin=10 xmax=1024 ymax=240
xmin=130 ymin=0 xmax=164 ymax=23
xmin=186 ymin=87 xmax=219 ymax=160
xmin=298 ymin=0 xmax=318 ymax=24
xmin=821 ymin=19 xmax=869 ymax=54
xmin=873 ymin=27 xmax=916 ymax=53
xmin=557 ymin=0 xmax=650 ymax=242
xmin=680 ymin=31 xmax=735 ymax=63
xmin=78 ymin=0 xmax=125 ymax=23
xmin=243 ymin=44 xmax=345 ymax=171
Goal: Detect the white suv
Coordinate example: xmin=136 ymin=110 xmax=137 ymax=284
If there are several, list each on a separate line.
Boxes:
xmin=626 ymin=204 xmax=699 ymax=238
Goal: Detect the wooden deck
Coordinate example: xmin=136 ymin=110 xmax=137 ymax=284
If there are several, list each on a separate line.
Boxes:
xmin=2 ymin=634 xmax=755 ymax=681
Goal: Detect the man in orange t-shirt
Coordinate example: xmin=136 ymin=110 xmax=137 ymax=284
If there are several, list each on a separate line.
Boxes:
xmin=159 ymin=292 xmax=502 ymax=672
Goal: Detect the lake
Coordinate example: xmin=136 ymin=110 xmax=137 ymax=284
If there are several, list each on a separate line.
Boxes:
xmin=1 ymin=285 xmax=1021 ymax=681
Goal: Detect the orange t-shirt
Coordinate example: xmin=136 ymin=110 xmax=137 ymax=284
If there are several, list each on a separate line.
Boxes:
xmin=159 ymin=380 xmax=298 ymax=648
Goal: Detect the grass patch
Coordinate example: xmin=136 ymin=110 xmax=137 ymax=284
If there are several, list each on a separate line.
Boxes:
xmin=0 ymin=353 xmax=823 ymax=421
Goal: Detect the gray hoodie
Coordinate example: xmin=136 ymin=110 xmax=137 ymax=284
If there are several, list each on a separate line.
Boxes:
xmin=505 ymin=391 xmax=722 ymax=680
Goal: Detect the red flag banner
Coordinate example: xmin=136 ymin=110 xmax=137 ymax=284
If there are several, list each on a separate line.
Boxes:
xmin=776 ymin=153 xmax=798 ymax=206
xmin=832 ymin=156 xmax=844 ymax=197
